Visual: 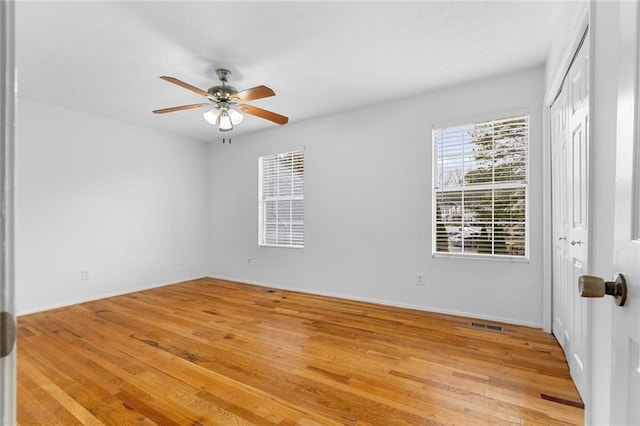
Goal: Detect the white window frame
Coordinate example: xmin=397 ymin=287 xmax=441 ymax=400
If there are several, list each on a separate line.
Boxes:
xmin=258 ymin=149 xmax=304 ymax=248
xmin=432 ymin=113 xmax=529 ymax=260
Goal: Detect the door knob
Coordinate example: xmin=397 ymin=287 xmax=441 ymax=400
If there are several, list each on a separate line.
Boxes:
xmin=0 ymin=311 xmax=16 ymax=358
xmin=578 ymin=273 xmax=627 ymax=306
xmin=571 ymin=240 xmax=582 ymax=246
xmin=558 ymin=236 xmax=567 ymax=241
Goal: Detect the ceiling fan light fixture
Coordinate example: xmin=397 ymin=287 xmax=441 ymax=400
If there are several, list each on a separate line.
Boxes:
xmin=202 ymin=108 xmax=220 ymax=125
xmin=218 ymin=110 xmax=233 ymax=132
xmin=229 ymin=108 xmax=243 ymax=125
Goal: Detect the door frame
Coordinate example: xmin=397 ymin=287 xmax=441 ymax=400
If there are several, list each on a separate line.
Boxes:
xmin=0 ymin=0 xmax=16 ymax=424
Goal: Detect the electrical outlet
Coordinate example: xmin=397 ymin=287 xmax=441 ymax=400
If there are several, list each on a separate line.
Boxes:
xmin=416 ymin=273 xmax=425 ymax=286
xmin=81 ymin=270 xmax=90 ymax=280
xmin=247 ymin=258 xmax=252 ymax=266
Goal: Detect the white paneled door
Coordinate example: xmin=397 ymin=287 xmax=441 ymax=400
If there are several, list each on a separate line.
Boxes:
xmin=610 ymin=2 xmax=640 ymax=423
xmin=551 ymin=68 xmax=569 ymax=350
xmin=551 ymin=30 xmax=590 ymax=401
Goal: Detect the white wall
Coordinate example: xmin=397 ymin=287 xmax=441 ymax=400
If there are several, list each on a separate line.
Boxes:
xmin=16 ymin=100 xmax=209 ymax=314
xmin=209 ymin=67 xmax=545 ymax=327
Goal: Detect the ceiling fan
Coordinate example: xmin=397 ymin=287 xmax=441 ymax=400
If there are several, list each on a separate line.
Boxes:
xmin=153 ymin=68 xmax=288 ymax=132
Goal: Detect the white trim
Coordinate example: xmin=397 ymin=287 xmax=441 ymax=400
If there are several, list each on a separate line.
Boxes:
xmin=544 ymin=4 xmax=591 ymax=421
xmin=258 ymin=149 xmax=305 ymax=248
xmin=545 ymin=2 xmax=590 ymax=106
xmin=209 ymin=275 xmax=543 ymax=329
xmin=257 ymin=145 xmax=305 ymax=159
xmin=15 ymin=276 xmax=208 ymax=316
xmin=541 ymin=103 xmax=552 ymax=333
xmin=432 ymin=107 xmax=533 ymax=132
xmin=259 ymin=244 xmax=304 ymax=250
xmin=432 ymin=113 xmax=530 ymax=260
xmin=0 ymin=1 xmax=16 ymax=423
xmin=432 ymin=252 xmax=530 ymax=263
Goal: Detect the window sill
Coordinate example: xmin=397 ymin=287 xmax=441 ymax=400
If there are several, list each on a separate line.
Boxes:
xmin=259 ymin=244 xmax=304 ymax=249
xmin=432 ymin=252 xmax=530 ymax=263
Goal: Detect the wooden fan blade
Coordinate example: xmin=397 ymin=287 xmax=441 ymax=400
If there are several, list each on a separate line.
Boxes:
xmin=230 ymin=85 xmax=275 ymax=102
xmin=159 ymin=76 xmax=210 ymax=98
xmin=153 ymin=103 xmax=209 ymax=114
xmin=238 ymin=104 xmax=288 ymax=125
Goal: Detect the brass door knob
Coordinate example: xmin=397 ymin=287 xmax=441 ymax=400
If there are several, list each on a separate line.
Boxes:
xmin=578 ymin=274 xmax=627 ymax=306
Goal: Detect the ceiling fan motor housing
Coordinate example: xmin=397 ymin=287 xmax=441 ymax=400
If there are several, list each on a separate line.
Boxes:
xmin=207 ymin=85 xmax=238 ymax=101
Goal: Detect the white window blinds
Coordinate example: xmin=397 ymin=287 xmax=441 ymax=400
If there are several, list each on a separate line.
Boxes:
xmin=258 ymin=149 xmax=304 ymax=248
xmin=433 ymin=115 xmax=528 ymax=257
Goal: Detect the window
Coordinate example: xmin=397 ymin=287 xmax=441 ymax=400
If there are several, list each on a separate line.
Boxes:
xmin=258 ymin=149 xmax=304 ymax=248
xmin=433 ymin=115 xmax=528 ymax=257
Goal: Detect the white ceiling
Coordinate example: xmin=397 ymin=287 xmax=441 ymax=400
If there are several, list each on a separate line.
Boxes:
xmin=16 ymin=1 xmax=566 ymax=142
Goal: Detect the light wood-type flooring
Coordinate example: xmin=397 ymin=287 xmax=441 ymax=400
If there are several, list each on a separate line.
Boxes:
xmin=17 ymin=278 xmax=584 ymax=425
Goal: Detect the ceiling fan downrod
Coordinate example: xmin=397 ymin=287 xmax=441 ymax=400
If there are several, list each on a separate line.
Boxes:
xmin=216 ymin=68 xmax=231 ymax=84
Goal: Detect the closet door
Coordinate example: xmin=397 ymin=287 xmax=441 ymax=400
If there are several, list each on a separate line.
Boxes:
xmin=551 ymin=80 xmax=569 ymax=352
xmin=551 ymin=32 xmax=590 ymax=400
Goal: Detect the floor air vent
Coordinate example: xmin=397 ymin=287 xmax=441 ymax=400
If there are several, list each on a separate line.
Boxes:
xmin=469 ymin=321 xmax=504 ymax=332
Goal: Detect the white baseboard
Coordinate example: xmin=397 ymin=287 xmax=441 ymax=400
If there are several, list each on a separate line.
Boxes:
xmin=19 ymin=274 xmax=543 ymax=329
xmin=207 ymin=275 xmax=543 ymax=329
xmin=16 ymin=275 xmax=208 ymax=316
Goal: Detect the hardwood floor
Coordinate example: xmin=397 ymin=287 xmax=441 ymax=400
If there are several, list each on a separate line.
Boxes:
xmin=17 ymin=278 xmax=584 ymax=425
